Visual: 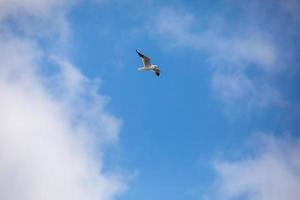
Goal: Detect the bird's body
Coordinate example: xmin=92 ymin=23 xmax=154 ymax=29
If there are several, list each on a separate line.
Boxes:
xmin=136 ymin=49 xmax=160 ymax=76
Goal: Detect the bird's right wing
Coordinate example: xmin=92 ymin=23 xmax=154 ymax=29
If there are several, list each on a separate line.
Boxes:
xmin=136 ymin=49 xmax=151 ymax=67
xmin=153 ymin=68 xmax=160 ymax=76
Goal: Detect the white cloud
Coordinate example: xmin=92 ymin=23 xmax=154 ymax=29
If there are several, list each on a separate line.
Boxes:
xmin=212 ymin=72 xmax=282 ymax=110
xmin=0 ymin=0 xmax=71 ymax=42
xmin=0 ymin=0 xmax=67 ymax=18
xmin=212 ymin=134 xmax=300 ymax=200
xmin=0 ymin=1 xmax=125 ymax=200
xmin=151 ymin=5 xmax=297 ymax=110
xmin=154 ymin=8 xmax=278 ymax=70
xmin=212 ymin=72 xmax=254 ymax=106
xmin=154 ymin=9 xmax=196 ymax=47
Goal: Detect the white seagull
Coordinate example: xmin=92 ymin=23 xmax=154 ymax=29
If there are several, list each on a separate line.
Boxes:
xmin=136 ymin=49 xmax=160 ymax=76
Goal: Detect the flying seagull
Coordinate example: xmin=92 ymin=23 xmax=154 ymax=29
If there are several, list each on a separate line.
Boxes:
xmin=136 ymin=49 xmax=160 ymax=76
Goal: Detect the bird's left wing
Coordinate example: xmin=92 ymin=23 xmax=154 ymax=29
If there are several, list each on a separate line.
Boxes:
xmin=136 ymin=49 xmax=151 ymax=67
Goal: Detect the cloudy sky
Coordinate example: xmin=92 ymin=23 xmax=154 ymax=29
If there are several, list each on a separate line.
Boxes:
xmin=0 ymin=0 xmax=300 ymax=200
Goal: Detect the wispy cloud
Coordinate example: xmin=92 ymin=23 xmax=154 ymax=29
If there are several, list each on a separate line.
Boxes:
xmin=212 ymin=72 xmax=282 ymax=110
xmin=153 ymin=8 xmax=278 ymax=69
xmin=0 ymin=1 xmax=125 ymax=200
xmin=0 ymin=0 xmax=71 ymax=42
xmin=211 ymin=134 xmax=300 ymax=200
xmin=150 ymin=3 xmax=300 ymax=111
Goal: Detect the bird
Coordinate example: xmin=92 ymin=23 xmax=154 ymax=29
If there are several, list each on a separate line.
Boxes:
xmin=136 ymin=49 xmax=160 ymax=76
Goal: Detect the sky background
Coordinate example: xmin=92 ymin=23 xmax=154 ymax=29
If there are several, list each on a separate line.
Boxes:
xmin=0 ymin=1 xmax=300 ymax=200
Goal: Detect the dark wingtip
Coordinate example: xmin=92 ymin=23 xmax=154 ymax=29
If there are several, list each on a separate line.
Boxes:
xmin=155 ymin=72 xmax=160 ymax=77
xmin=136 ymin=49 xmax=144 ymax=58
xmin=136 ymin=49 xmax=142 ymax=54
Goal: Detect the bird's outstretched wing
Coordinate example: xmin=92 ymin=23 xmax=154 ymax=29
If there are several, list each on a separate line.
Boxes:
xmin=136 ymin=49 xmax=151 ymax=67
xmin=153 ymin=68 xmax=160 ymax=76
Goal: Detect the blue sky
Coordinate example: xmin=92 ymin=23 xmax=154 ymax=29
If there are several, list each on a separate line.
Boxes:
xmin=68 ymin=1 xmax=300 ymax=199
xmin=0 ymin=0 xmax=300 ymax=200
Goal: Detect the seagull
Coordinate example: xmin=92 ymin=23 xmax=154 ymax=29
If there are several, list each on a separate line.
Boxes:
xmin=136 ymin=49 xmax=160 ymax=76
